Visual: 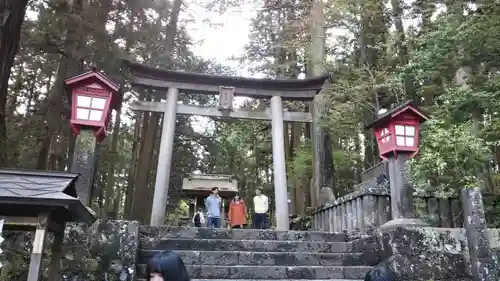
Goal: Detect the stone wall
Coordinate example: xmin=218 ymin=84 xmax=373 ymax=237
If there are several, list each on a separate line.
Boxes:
xmin=2 ymin=220 xmax=500 ymax=281
xmin=348 ymin=226 xmax=500 ymax=281
xmin=0 ymin=220 xmax=139 ymax=281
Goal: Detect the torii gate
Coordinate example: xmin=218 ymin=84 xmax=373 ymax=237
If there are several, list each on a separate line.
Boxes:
xmin=125 ymin=61 xmax=330 ymax=230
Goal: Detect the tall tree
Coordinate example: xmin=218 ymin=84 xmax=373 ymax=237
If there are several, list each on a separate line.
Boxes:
xmin=0 ymin=0 xmax=30 ymax=165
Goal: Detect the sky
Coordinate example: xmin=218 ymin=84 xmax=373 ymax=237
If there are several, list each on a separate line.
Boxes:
xmin=185 ymin=2 xmax=259 ymax=78
xmin=182 ymin=2 xmax=261 ymax=132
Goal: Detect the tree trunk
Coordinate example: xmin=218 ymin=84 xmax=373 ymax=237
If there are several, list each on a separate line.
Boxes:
xmin=290 ymin=123 xmax=304 ymax=214
xmin=36 ymin=0 xmax=84 ymax=170
xmin=308 ymin=0 xmax=334 ymax=207
xmin=132 ymin=96 xmax=161 ymax=223
xmin=391 ymin=0 xmax=415 ymax=101
xmin=124 ymin=105 xmax=144 ymax=219
xmin=104 ymin=109 xmax=122 ymax=219
xmin=0 ymin=0 xmax=30 ymax=165
xmin=129 ymin=0 xmax=183 ymax=223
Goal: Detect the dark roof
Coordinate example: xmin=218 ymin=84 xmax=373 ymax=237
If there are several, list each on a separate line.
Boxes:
xmin=0 ymin=169 xmax=96 ymax=224
xmin=124 ymin=60 xmax=330 ymax=92
xmin=365 ymin=100 xmax=429 ymax=129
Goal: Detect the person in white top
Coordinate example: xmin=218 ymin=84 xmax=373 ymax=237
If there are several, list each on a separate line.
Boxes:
xmin=192 ymin=208 xmax=205 ymax=227
xmin=252 ymin=187 xmax=269 ymax=229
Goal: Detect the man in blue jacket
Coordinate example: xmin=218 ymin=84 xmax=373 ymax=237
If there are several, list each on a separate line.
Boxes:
xmin=205 ymin=187 xmax=222 ymax=228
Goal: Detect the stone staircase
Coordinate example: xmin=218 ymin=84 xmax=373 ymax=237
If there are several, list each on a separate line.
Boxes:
xmin=136 ymin=226 xmax=373 ymax=281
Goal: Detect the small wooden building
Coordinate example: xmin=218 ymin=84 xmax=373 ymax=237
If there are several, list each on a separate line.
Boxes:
xmin=0 ymin=169 xmax=96 ymax=281
xmin=182 ymin=174 xmax=238 ymax=227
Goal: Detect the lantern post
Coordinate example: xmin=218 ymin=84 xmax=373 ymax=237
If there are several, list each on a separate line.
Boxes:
xmin=367 ymin=100 xmax=429 ymax=227
xmin=65 ymin=70 xmax=121 ymax=206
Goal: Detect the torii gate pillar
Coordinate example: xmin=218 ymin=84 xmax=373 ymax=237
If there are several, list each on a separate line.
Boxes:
xmin=270 ymin=96 xmax=289 ymax=230
xmin=150 ymin=87 xmax=179 ymax=226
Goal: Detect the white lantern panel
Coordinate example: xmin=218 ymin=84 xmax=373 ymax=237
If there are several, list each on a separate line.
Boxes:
xmin=396 ymin=136 xmax=405 ymax=146
xmin=77 ymin=95 xmax=92 ymax=107
xmin=406 ymin=136 xmax=415 ymax=147
xmin=405 ymin=126 xmax=415 ymax=136
xmin=395 ymin=125 xmax=405 ymax=135
xmin=76 ymin=108 xmax=89 ymax=120
xmin=91 ymin=97 xmax=107 ymax=109
xmin=384 ymin=136 xmax=390 ymax=143
xmin=89 ymin=110 xmax=103 ymax=121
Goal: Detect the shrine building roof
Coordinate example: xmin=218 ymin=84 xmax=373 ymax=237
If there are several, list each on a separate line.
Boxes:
xmin=0 ymin=169 xmax=96 ymax=228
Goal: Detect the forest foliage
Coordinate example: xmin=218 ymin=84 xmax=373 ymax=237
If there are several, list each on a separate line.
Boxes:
xmin=1 ymin=0 xmax=500 ymax=224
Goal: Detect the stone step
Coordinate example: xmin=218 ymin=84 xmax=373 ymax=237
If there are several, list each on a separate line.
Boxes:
xmin=136 ymin=278 xmax=363 ymax=281
xmin=140 ymin=226 xmax=347 ymax=242
xmin=136 ymin=264 xmax=371 ymax=280
xmin=138 ymin=250 xmax=366 ymax=266
xmin=140 ymin=238 xmax=349 ymax=253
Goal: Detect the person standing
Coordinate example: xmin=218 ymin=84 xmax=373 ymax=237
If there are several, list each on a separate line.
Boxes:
xmin=191 ymin=208 xmax=205 ymax=227
xmin=205 ymin=187 xmax=221 ymax=228
xmin=228 ymin=195 xmax=247 ymax=229
xmin=253 ymin=187 xmax=269 ymax=229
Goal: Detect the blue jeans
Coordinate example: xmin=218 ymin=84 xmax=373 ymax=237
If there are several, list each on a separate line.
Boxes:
xmin=253 ymin=213 xmax=267 ymax=229
xmin=207 ymin=217 xmax=220 ymax=228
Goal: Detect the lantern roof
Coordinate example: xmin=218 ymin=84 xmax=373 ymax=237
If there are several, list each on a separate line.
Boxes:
xmin=64 ymin=70 xmax=120 ymax=92
xmin=65 ymin=69 xmax=123 ymax=110
xmin=365 ymin=100 xmax=428 ymax=129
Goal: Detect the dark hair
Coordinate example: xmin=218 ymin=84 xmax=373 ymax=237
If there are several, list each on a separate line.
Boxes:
xmin=364 ymin=263 xmax=394 ymax=281
xmin=147 ymin=251 xmax=190 ymax=281
xmin=211 ymin=187 xmax=218 ymax=192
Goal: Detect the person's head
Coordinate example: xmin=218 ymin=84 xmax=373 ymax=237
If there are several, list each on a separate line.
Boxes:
xmin=364 ymin=263 xmax=393 ymax=281
xmin=211 ymin=187 xmax=219 ymax=195
xmin=255 ymin=187 xmax=263 ymax=196
xmin=197 ymin=208 xmax=202 ymax=213
xmin=147 ymin=251 xmax=190 ymax=281
xmin=234 ymin=194 xmax=240 ymax=201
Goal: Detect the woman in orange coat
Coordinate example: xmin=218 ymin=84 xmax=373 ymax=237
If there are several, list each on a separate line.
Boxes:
xmin=228 ymin=195 xmax=247 ymax=228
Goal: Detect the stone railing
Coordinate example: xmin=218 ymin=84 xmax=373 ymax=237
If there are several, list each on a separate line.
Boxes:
xmin=310 ymin=162 xmax=482 ymax=232
xmin=311 ymin=185 xmax=465 ymax=232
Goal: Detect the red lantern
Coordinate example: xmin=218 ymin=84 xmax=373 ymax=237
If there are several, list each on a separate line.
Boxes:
xmin=367 ymin=101 xmax=428 ymax=160
xmin=65 ymin=70 xmax=121 ymax=143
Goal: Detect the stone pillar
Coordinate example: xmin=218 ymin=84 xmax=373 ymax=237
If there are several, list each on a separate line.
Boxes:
xmin=352 ymin=199 xmax=358 ymax=229
xmin=356 ymin=197 xmax=363 ymax=230
xmin=439 ymin=199 xmax=452 ymax=227
xmin=311 ymin=92 xmax=334 ymax=207
xmin=270 ymin=95 xmax=289 ymax=230
xmin=328 ymin=208 xmax=333 ymax=232
xmin=377 ymin=195 xmax=390 ymax=225
xmin=383 ymin=153 xmax=426 ymax=227
xmin=427 ymin=198 xmax=439 ymax=226
xmin=451 ymin=198 xmax=463 ymax=227
xmin=47 ymin=229 xmax=64 ymax=281
xmin=346 ymin=201 xmax=353 ymax=229
xmin=150 ymin=87 xmax=179 ymax=226
xmin=27 ymin=214 xmax=48 ymax=281
xmin=333 ymin=206 xmax=339 ymax=232
xmin=461 ymin=187 xmax=498 ymax=281
xmin=320 ymin=211 xmax=324 ymax=230
xmin=71 ymin=129 xmax=98 ymax=206
xmin=362 ymin=195 xmax=377 ymax=230
xmin=341 ymin=203 xmax=347 ymax=231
